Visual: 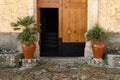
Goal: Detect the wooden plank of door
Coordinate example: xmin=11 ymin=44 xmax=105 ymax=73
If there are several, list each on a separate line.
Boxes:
xmin=63 ymin=0 xmax=87 ymax=42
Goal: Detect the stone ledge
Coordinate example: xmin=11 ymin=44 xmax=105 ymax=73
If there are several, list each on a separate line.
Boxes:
xmin=0 ymin=53 xmax=23 ymax=67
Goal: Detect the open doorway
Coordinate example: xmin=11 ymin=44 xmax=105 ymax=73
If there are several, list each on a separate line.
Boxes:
xmin=40 ymin=8 xmax=59 ymax=56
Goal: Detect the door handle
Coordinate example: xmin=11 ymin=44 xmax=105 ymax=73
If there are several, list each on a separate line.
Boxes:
xmin=67 ymin=28 xmax=71 ymax=34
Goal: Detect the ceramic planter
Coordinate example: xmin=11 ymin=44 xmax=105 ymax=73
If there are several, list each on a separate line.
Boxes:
xmin=22 ymin=42 xmax=36 ymax=59
xmin=92 ymin=40 xmax=105 ymax=59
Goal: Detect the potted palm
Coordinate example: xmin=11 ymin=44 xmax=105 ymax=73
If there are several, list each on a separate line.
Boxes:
xmin=11 ymin=16 xmax=40 ymax=59
xmin=85 ymin=24 xmax=111 ymax=59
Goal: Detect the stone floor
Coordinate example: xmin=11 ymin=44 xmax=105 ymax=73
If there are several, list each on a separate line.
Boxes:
xmin=0 ymin=57 xmax=120 ymax=80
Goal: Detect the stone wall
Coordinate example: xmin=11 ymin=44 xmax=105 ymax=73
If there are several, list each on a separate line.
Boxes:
xmin=0 ymin=33 xmax=18 ymax=49
xmin=105 ymin=33 xmax=120 ymax=48
xmin=85 ymin=0 xmax=120 ymax=58
xmin=0 ymin=0 xmax=39 ymax=57
xmin=0 ymin=0 xmax=27 ymax=56
xmin=85 ymin=0 xmax=99 ymax=58
xmin=98 ymin=0 xmax=120 ymax=54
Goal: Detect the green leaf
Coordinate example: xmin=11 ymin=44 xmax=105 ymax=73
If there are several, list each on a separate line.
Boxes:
xmin=14 ymin=28 xmax=20 ymax=30
xmin=11 ymin=22 xmax=19 ymax=27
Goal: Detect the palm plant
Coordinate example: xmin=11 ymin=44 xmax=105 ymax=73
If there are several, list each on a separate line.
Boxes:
xmin=85 ymin=24 xmax=111 ymax=59
xmin=11 ymin=16 xmax=40 ymax=47
xmin=11 ymin=16 xmax=41 ymax=59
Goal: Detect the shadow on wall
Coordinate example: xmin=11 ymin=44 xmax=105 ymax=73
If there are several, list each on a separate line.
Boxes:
xmin=0 ymin=32 xmax=21 ymax=52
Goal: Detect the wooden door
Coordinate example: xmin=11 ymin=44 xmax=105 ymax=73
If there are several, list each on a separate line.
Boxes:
xmin=63 ymin=0 xmax=87 ymax=42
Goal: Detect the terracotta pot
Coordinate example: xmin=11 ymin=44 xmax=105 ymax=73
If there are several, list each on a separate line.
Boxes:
xmin=22 ymin=42 xmax=36 ymax=59
xmin=92 ymin=40 xmax=105 ymax=59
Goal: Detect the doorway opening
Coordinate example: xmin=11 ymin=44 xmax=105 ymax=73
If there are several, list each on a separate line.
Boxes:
xmin=40 ymin=8 xmax=59 ymax=57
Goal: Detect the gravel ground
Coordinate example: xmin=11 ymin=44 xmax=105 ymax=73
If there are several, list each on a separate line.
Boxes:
xmin=0 ymin=62 xmax=120 ymax=80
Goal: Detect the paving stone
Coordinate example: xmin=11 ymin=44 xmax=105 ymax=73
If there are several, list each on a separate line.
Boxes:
xmin=0 ymin=58 xmax=120 ymax=80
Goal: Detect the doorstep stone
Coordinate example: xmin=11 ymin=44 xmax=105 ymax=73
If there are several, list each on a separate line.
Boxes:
xmin=21 ymin=58 xmax=40 ymax=68
xmin=0 ymin=53 xmax=23 ymax=67
xmin=107 ymin=54 xmax=120 ymax=68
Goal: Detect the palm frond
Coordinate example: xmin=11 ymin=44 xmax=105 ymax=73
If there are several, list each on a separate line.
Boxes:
xmin=85 ymin=24 xmax=111 ymax=41
xmin=11 ymin=22 xmax=19 ymax=27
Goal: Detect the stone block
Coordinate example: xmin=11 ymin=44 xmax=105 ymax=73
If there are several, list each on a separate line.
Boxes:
xmin=107 ymin=54 xmax=120 ymax=68
xmin=113 ymin=57 xmax=120 ymax=68
xmin=21 ymin=58 xmax=40 ymax=68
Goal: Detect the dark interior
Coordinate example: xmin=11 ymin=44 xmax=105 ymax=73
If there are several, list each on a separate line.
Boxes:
xmin=40 ymin=8 xmax=59 ymax=56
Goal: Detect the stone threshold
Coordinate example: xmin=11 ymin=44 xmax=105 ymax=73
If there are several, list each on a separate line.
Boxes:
xmin=40 ymin=57 xmax=86 ymax=65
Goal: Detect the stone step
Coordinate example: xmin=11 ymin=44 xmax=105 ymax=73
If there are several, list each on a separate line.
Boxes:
xmin=40 ymin=57 xmax=86 ymax=65
xmin=20 ymin=57 xmax=86 ymax=68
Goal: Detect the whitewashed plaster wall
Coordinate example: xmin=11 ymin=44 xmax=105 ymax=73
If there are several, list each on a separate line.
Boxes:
xmin=0 ymin=0 xmax=37 ymax=32
xmin=99 ymin=0 xmax=120 ymax=32
xmin=0 ymin=0 xmax=27 ymax=32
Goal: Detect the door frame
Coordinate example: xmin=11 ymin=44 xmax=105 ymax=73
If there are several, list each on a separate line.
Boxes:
xmin=34 ymin=0 xmax=99 ymax=57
